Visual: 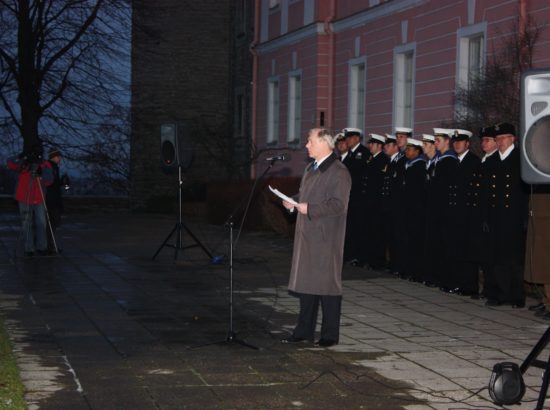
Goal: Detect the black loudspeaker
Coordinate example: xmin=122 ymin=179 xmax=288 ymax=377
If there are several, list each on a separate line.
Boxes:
xmin=488 ymin=362 xmax=525 ymax=405
xmin=160 ymin=123 xmax=193 ymax=172
xmin=521 ymin=69 xmax=550 ymax=183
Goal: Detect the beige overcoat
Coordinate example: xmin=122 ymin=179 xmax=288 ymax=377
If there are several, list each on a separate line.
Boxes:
xmin=288 ymin=154 xmax=351 ymax=296
xmin=524 ymin=193 xmax=550 ymax=284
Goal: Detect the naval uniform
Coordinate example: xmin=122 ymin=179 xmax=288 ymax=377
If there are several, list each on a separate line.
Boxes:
xmin=388 ymin=150 xmax=408 ymax=274
xmin=482 ymin=146 xmax=528 ymax=305
xmin=343 ymin=144 xmax=369 ymax=262
xmin=449 ymin=151 xmax=481 ymax=294
xmin=401 ymin=156 xmax=427 ymax=281
xmin=363 ymin=151 xmax=390 ymax=268
xmin=424 ymin=150 xmax=459 ymax=288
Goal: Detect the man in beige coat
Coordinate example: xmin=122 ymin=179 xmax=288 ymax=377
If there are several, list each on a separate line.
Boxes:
xmin=281 ymin=128 xmax=351 ymax=347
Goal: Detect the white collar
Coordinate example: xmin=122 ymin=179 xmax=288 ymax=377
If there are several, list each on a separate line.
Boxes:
xmin=499 ymin=144 xmax=515 ymax=161
xmin=315 ymin=152 xmax=333 ymax=167
xmin=458 ymin=150 xmax=469 ymax=162
xmin=372 ymin=151 xmax=381 ymax=158
xmin=350 ymin=143 xmax=360 ymax=153
xmin=340 ymin=151 xmax=348 ymax=161
xmin=390 ymin=152 xmax=399 ymax=162
xmin=482 ymin=149 xmax=497 ymax=163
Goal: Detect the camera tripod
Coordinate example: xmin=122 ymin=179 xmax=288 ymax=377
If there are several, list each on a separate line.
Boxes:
xmin=152 ymin=166 xmax=212 ymax=261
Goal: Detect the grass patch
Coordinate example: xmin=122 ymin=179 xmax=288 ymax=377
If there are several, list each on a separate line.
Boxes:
xmin=0 ymin=316 xmax=26 ymax=410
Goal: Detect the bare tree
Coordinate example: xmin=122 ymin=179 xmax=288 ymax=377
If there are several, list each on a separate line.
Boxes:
xmin=0 ymin=0 xmax=130 ymax=163
xmin=453 ymin=15 xmax=543 ymax=132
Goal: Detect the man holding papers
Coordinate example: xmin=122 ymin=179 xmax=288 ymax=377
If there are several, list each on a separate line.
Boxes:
xmin=279 ymin=128 xmax=351 ymax=347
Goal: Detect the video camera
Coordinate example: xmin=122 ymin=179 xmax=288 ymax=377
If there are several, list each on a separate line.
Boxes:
xmin=19 ymin=149 xmax=44 ymax=175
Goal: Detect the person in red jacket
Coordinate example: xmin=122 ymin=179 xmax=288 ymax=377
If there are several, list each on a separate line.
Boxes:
xmin=7 ymin=144 xmax=54 ymax=257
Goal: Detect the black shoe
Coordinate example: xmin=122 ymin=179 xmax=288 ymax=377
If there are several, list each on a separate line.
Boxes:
xmin=315 ymin=339 xmax=337 ymax=347
xmin=470 ymin=294 xmax=482 ymax=300
xmin=529 ymin=303 xmax=545 ymax=312
xmin=23 ymin=251 xmax=34 ymax=257
xmin=535 ymin=309 xmax=548 ymax=317
xmin=542 ymin=311 xmax=550 ymax=320
xmin=512 ymin=302 xmax=525 ymax=309
xmin=281 ymin=336 xmax=310 ymax=344
xmin=485 ymin=299 xmax=502 ymax=307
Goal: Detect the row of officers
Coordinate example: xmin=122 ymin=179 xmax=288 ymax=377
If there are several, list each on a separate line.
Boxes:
xmin=336 ymin=123 xmax=528 ymax=308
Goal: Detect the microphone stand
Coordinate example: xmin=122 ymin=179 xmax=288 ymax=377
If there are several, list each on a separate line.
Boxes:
xmin=191 ymin=158 xmax=281 ymax=350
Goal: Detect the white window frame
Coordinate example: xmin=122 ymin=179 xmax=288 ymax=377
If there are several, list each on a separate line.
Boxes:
xmin=267 ymin=76 xmax=280 ymax=145
xmin=347 ymin=57 xmax=367 ymax=130
xmin=287 ymin=70 xmax=302 ymax=144
xmin=393 ymin=42 xmax=416 ymax=129
xmin=456 ymin=22 xmax=487 ymax=91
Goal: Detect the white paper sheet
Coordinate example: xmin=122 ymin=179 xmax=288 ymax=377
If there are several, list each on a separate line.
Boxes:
xmin=268 ymin=185 xmax=298 ymax=205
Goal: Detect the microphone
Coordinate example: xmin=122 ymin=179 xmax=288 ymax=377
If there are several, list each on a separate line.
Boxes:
xmin=266 ymin=153 xmax=290 ymax=162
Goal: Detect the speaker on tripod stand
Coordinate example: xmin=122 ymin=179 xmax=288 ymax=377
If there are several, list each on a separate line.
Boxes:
xmin=160 ymin=123 xmax=193 ymax=173
xmin=153 ymin=123 xmax=212 ymax=261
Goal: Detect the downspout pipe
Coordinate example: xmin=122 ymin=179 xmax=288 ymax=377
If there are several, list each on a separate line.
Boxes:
xmin=323 ymin=0 xmax=336 ymax=129
xmin=519 ymin=0 xmax=528 ymax=70
xmin=249 ymin=0 xmax=261 ymax=178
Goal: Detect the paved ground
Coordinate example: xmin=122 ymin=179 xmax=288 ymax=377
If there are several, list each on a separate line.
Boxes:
xmin=0 ymin=211 xmax=550 ymax=409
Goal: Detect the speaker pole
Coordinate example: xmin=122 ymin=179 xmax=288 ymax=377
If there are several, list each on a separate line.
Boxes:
xmin=152 ymin=165 xmax=212 ymax=261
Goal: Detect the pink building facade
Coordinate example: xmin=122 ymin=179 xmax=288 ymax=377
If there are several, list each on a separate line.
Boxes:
xmin=252 ymin=0 xmax=550 ymax=175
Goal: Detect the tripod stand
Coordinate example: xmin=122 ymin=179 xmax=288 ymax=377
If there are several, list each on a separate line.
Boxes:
xmin=519 ymin=326 xmax=550 ymax=409
xmin=192 ymin=158 xmax=282 ymax=350
xmin=152 ymin=166 xmax=212 ymax=261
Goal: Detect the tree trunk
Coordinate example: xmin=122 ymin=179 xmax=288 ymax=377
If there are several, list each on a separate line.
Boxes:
xmin=17 ymin=0 xmax=41 ymax=153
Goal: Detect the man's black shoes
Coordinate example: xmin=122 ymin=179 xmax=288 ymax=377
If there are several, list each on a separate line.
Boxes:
xmin=281 ymin=336 xmax=311 ymax=344
xmin=315 ymin=339 xmax=337 ymax=347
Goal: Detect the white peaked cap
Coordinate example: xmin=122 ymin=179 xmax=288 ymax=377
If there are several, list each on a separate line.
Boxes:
xmin=422 ymin=134 xmax=435 ymax=142
xmin=395 ymin=127 xmax=413 ymax=134
xmin=406 ymin=138 xmax=423 ymax=148
xmin=368 ymin=133 xmax=386 ymax=144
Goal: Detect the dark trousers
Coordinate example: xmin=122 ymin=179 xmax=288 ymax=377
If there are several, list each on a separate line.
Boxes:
xmin=292 ymin=293 xmax=342 ymax=342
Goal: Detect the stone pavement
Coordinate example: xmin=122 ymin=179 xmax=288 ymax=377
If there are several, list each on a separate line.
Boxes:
xmin=0 ymin=212 xmax=549 ymax=409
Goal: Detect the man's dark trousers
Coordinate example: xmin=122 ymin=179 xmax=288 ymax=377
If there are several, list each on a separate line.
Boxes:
xmin=292 ymin=293 xmax=342 ymax=342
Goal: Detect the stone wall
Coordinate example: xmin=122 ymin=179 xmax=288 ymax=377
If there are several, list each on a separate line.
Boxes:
xmin=130 ymin=0 xmax=234 ymax=210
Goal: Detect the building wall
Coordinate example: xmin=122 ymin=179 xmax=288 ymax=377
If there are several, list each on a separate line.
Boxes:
xmin=254 ymin=0 xmax=550 ymax=176
xmin=130 ymin=0 xmax=232 ymax=209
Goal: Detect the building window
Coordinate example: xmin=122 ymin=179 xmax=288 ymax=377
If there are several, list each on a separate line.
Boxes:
xmin=393 ymin=44 xmax=416 ymax=128
xmin=457 ymin=25 xmax=486 ymax=90
xmin=287 ymin=72 xmax=302 ymax=144
xmin=456 ymin=23 xmax=487 ymax=115
xmin=267 ymin=77 xmax=280 ymax=144
xmin=348 ymin=58 xmax=366 ymax=129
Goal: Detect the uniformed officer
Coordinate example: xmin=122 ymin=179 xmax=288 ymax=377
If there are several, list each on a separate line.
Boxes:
xmin=482 ymin=122 xmax=528 ymax=308
xmin=449 ymin=129 xmax=481 ymax=296
xmin=334 ymin=132 xmax=348 ymax=161
xmin=363 ymin=133 xmax=389 ymax=269
xmin=422 ymin=134 xmax=437 ymax=174
xmin=478 ymin=125 xmax=498 ymax=298
xmin=388 ymin=127 xmax=413 ymax=275
xmin=342 ymin=127 xmax=369 ymax=264
xmin=382 ymin=134 xmax=400 ymax=273
xmin=424 ymin=128 xmax=458 ymax=289
xmin=401 ymin=138 xmax=427 ymax=281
